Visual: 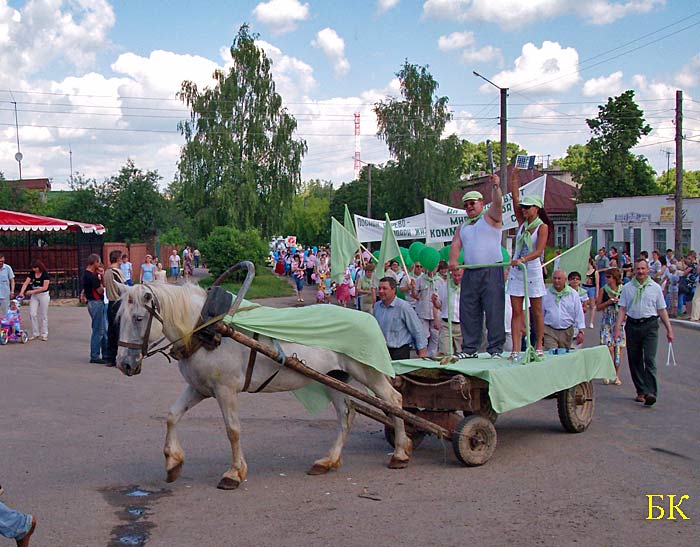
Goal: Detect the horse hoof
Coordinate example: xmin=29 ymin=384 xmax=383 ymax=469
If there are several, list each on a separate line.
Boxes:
xmin=388 ymin=456 xmax=410 ymax=469
xmin=166 ymin=462 xmax=183 ymax=483
xmin=217 ymin=477 xmax=241 ymax=490
xmin=307 ymin=463 xmax=331 ymax=476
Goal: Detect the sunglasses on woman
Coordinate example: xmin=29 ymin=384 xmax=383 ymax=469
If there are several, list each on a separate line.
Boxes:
xmin=518 ymin=204 xmax=533 ymax=209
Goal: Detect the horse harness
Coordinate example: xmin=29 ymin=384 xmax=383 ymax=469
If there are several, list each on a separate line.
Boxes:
xmin=120 ymin=284 xmax=283 ymax=393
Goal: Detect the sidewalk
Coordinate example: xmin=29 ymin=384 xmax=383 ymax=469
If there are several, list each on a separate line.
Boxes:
xmin=670 ymin=317 xmax=700 ymax=331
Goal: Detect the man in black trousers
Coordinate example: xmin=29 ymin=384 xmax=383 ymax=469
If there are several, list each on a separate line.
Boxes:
xmin=614 ymin=258 xmax=674 ymax=406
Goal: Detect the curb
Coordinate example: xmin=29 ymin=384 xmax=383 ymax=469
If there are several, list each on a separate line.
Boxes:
xmin=670 ymin=318 xmax=700 ymax=331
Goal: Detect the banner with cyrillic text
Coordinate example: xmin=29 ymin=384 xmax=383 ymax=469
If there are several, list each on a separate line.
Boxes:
xmin=424 ymin=175 xmax=547 ymax=242
xmin=354 ymin=212 xmax=426 ymax=242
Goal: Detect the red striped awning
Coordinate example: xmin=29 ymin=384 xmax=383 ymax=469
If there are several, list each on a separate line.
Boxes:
xmin=0 ymin=209 xmax=105 ymax=234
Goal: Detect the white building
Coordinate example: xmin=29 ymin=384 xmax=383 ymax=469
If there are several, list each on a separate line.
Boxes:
xmin=577 ymin=195 xmax=699 ymax=258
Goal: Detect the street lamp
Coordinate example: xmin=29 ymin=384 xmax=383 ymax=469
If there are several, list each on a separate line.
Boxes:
xmin=473 ymin=71 xmax=507 ymax=195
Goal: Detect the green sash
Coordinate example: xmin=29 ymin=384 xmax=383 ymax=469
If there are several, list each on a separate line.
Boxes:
xmin=550 ymin=284 xmax=572 ymax=304
xmin=515 ymin=217 xmax=544 ymax=258
xmin=631 ymin=277 xmax=651 ymax=305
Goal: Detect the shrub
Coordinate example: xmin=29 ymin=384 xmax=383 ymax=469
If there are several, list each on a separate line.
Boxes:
xmin=201 ymin=226 xmax=268 ymax=278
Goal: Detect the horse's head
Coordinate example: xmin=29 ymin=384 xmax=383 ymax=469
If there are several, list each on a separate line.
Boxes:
xmin=116 ymin=283 xmax=166 ymax=376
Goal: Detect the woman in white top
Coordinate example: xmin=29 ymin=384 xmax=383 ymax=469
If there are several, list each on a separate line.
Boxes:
xmin=506 ymin=172 xmax=550 ymax=359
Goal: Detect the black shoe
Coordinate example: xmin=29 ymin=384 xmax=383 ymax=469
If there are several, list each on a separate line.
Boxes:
xmin=105 ymin=361 xmax=117 ymax=367
xmin=90 ymin=358 xmax=107 ymax=364
xmin=644 ymin=394 xmax=657 ymax=406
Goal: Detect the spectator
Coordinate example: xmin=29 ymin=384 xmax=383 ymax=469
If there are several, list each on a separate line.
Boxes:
xmin=81 ymin=253 xmax=108 ymax=364
xmin=305 ymin=250 xmax=316 ymax=285
xmin=119 ymin=254 xmax=133 ymax=286
xmin=583 ymin=257 xmax=598 ymax=328
xmin=373 ymin=276 xmax=427 ymax=360
xmin=183 ymin=246 xmax=194 ymax=282
xmin=432 ymin=268 xmax=463 ymax=355
xmin=0 ymin=254 xmax=15 ymax=317
xmin=648 ymin=250 xmax=662 ymax=281
xmin=291 ymin=254 xmax=305 ymax=302
xmin=413 ymin=263 xmax=439 ymax=357
xmin=103 ymin=250 xmax=126 ymax=367
xmin=663 ymin=263 xmax=679 ymax=316
xmin=17 ymin=259 xmax=50 ymax=342
xmin=614 ymin=259 xmax=674 ymax=406
xmin=356 ymin=262 xmax=376 ymax=313
xmin=193 ymin=248 xmax=201 ymax=268
xmin=596 ymin=268 xmax=625 ymax=385
xmin=542 ymin=270 xmax=585 ymax=350
xmin=595 ymin=248 xmax=610 ymax=288
xmin=168 ymin=249 xmax=181 ymax=282
xmin=679 ymin=251 xmax=697 ymax=317
xmin=155 ymin=262 xmax=167 ymax=283
xmin=140 ymin=255 xmax=156 ymax=284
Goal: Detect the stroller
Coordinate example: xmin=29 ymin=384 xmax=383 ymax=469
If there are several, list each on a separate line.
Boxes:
xmin=0 ymin=297 xmax=28 ymax=345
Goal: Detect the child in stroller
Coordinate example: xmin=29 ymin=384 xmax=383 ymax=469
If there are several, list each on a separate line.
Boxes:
xmin=0 ymin=298 xmax=28 ymax=344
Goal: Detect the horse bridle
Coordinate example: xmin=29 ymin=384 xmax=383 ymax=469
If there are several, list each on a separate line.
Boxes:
xmin=118 ymin=284 xmax=168 ymax=359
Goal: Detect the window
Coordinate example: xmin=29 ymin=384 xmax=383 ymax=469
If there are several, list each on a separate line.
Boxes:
xmin=555 ymin=224 xmax=569 ymax=248
xmin=604 ymin=229 xmax=614 ymax=251
xmin=653 ymin=229 xmax=666 ymax=253
xmin=587 ymin=230 xmax=598 ymax=253
xmin=682 ymin=229 xmax=692 ymax=254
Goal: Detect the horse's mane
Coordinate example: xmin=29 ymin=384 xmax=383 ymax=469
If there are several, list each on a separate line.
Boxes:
xmin=142 ymin=282 xmax=206 ymax=338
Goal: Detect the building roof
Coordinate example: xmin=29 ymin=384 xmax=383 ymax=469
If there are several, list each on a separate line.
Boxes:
xmin=5 ymin=178 xmax=51 ymax=191
xmin=450 ymin=166 xmax=576 ymax=215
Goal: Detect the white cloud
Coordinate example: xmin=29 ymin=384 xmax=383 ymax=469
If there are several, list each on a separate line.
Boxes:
xmin=462 ymin=45 xmax=502 ymax=65
xmin=582 ymin=71 xmax=624 ymax=97
xmin=311 ymin=28 xmax=350 ymax=77
xmin=252 ymin=0 xmax=310 ymax=35
xmin=437 ymin=31 xmax=474 ymax=52
xmin=422 ymin=0 xmax=664 ymax=29
xmin=675 ymin=54 xmax=700 ymax=89
xmin=255 ymin=40 xmax=316 ymax=97
xmin=0 ymin=0 xmax=115 ymax=81
xmin=485 ymin=41 xmax=580 ymax=93
xmin=377 ymin=0 xmax=400 ymax=14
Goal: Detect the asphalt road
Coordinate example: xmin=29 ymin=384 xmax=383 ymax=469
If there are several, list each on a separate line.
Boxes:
xmin=1 ymin=292 xmax=698 ymax=546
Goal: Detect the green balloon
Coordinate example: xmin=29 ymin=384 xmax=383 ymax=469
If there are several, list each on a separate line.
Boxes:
xmin=372 ymin=250 xmax=380 ymax=260
xmin=439 ymin=245 xmax=451 ymax=261
xmin=408 ymin=241 xmax=426 ymax=262
xmin=400 ymin=247 xmax=414 ymax=267
xmin=418 ymin=246 xmax=440 ymax=272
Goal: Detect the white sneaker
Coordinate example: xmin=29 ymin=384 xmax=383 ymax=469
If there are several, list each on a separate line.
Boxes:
xmin=40 ymin=335 xmax=48 ymax=341
xmin=28 ymin=336 xmax=37 ymax=341
xmin=588 ymin=323 xmax=594 ymax=329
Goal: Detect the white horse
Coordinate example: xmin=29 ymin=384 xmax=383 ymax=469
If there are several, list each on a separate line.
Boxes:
xmin=115 ymin=282 xmax=411 ymax=490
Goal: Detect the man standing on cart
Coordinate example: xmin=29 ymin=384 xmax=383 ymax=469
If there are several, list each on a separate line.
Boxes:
xmin=448 ymin=174 xmax=505 ymax=358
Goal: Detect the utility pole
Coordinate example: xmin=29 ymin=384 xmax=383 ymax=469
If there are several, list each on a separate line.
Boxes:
xmin=675 ymin=90 xmax=683 ymax=256
xmin=13 ymin=101 xmax=23 ymax=180
xmin=69 ymin=145 xmax=74 ymax=187
xmin=367 ymin=163 xmax=372 ymax=219
xmin=499 ymin=87 xmax=508 ymax=194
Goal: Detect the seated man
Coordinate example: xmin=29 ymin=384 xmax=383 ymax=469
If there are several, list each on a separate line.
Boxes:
xmin=373 ymin=277 xmax=427 ymax=360
xmin=542 ymin=270 xmax=585 ymax=350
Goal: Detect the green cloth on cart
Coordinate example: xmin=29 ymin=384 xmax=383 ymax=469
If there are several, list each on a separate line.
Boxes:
xmin=224 ymin=301 xmax=394 ymax=414
xmin=392 ymin=346 xmax=615 ymax=414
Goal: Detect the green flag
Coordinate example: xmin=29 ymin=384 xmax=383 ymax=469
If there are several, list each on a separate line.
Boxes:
xmin=377 ymin=213 xmax=402 ymax=279
xmin=331 ymin=217 xmax=360 ymax=282
xmin=344 ymin=204 xmax=357 ymax=238
xmin=553 ymin=237 xmax=592 ymax=279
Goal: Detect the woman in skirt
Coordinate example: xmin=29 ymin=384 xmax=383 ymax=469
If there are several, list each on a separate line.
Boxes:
xmin=506 ymin=169 xmax=551 ymax=359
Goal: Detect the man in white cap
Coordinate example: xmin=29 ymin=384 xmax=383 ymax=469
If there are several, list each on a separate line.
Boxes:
xmin=448 ymin=174 xmax=505 ymax=358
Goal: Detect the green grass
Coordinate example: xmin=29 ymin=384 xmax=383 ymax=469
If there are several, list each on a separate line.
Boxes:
xmin=198 ymin=266 xmax=294 ymax=299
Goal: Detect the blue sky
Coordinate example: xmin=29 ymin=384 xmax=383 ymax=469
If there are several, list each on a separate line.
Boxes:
xmin=1 ymin=0 xmax=699 ymax=190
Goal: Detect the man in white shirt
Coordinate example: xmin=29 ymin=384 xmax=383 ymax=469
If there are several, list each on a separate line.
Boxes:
xmin=0 ymin=254 xmax=15 ymax=316
xmin=432 ymin=269 xmax=463 ymax=355
xmin=614 ymin=258 xmax=674 ymax=406
xmin=542 ymin=270 xmax=586 ymax=350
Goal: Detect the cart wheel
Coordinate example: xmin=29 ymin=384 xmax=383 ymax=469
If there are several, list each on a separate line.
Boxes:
xmin=557 ymin=381 xmax=594 ymax=433
xmin=0 ymin=331 xmax=8 ymax=345
xmin=452 ymin=415 xmax=497 ymax=466
xmin=384 ymin=424 xmax=426 ymax=450
xmin=20 ymin=331 xmax=28 ymax=344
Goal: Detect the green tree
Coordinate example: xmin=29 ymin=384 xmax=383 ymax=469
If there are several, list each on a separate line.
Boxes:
xmin=460 ymin=140 xmax=528 ymax=178
xmin=40 ymin=173 xmax=109 ymax=225
xmin=103 ymin=160 xmax=171 ymax=242
xmin=577 ymin=90 xmax=658 ymax=202
xmin=283 ymin=179 xmax=332 ymax=245
xmin=0 ymin=172 xmax=39 ymax=211
xmin=176 ymin=24 xmax=307 ymax=240
xmin=554 ymin=144 xmax=587 ymax=176
xmin=374 ymin=62 xmax=462 ymax=216
xmin=657 ymin=168 xmax=700 ymax=197
xmin=201 ymin=226 xmax=268 ymax=278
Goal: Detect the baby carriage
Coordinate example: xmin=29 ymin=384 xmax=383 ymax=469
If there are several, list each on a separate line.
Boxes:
xmin=0 ymin=297 xmax=28 ymax=345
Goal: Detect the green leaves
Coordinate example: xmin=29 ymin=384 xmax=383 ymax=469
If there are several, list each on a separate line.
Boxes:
xmin=176 ymin=24 xmax=306 ymax=240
